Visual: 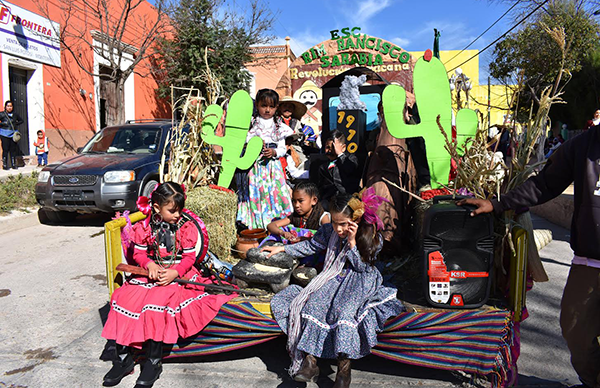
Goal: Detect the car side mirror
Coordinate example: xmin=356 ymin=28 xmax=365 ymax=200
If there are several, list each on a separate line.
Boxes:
xmin=76 ymin=147 xmax=84 ymax=154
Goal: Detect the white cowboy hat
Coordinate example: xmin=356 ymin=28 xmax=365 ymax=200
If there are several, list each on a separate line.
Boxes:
xmin=279 ymin=96 xmax=308 ymax=120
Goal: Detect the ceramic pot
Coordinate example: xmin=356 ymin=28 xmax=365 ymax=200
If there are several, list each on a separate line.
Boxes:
xmin=235 ymin=236 xmax=260 ymax=259
xmin=239 ymin=228 xmax=267 ymax=240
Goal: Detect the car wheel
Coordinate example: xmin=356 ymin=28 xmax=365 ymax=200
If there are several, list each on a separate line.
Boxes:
xmin=141 ymin=179 xmax=159 ymax=198
xmin=38 ymin=208 xmax=59 ymax=225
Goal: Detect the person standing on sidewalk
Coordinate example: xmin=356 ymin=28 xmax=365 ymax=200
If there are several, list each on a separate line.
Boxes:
xmin=0 ymin=100 xmax=24 ymax=170
xmin=32 ymin=130 xmax=49 ymax=167
xmin=458 ymin=125 xmax=600 ymax=388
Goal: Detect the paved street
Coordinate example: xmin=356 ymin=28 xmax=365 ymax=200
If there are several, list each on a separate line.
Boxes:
xmin=0 ymin=211 xmax=580 ymax=387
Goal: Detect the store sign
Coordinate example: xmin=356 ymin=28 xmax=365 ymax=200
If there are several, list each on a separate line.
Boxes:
xmin=0 ymin=2 xmax=61 ymax=67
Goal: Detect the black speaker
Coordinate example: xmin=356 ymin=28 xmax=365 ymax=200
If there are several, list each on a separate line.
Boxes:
xmin=422 ymin=196 xmax=494 ymax=309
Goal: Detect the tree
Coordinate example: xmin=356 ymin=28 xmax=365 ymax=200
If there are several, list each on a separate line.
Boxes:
xmin=36 ymin=0 xmax=171 ymax=125
xmin=489 ymin=0 xmax=600 ymax=124
xmin=153 ymin=0 xmax=275 ymax=103
xmin=490 ymin=1 xmax=600 ymax=91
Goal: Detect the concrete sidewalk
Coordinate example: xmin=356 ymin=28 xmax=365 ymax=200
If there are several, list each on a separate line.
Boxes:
xmin=0 ymin=164 xmax=39 ymax=181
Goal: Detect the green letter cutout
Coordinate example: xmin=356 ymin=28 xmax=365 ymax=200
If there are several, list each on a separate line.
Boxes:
xmin=201 ymin=90 xmax=263 ymax=188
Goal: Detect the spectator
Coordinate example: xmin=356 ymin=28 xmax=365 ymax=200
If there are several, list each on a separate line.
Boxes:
xmin=0 ymin=100 xmax=24 ymax=170
xmin=33 ymin=130 xmax=49 ymax=167
xmin=584 ymin=109 xmax=600 ymax=130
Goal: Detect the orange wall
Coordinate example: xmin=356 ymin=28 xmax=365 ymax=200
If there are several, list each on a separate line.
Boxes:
xmin=8 ymin=0 xmax=169 ymax=159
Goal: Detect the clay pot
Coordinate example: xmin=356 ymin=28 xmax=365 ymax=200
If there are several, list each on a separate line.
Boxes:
xmin=235 ymin=236 xmax=259 ymax=259
xmin=235 ymin=229 xmax=267 ymax=259
xmin=240 ymin=228 xmax=267 ymax=240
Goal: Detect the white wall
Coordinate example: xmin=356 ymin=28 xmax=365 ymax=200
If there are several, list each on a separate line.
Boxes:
xmin=1 ymin=53 xmax=44 ymax=156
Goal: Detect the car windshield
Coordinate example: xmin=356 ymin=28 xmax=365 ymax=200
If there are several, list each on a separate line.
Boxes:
xmin=82 ymin=127 xmax=162 ymax=154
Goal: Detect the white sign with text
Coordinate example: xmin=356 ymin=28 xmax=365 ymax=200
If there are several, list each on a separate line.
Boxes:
xmin=0 ymin=1 xmax=60 ymax=67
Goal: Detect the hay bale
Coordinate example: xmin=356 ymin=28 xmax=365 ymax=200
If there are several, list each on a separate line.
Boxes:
xmin=186 ymin=185 xmax=237 ymax=260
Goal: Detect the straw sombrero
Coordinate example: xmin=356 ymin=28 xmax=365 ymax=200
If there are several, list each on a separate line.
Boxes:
xmin=279 ymin=96 xmax=307 ymax=120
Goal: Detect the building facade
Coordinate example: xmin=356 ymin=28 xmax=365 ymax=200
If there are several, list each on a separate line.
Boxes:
xmin=1 ymin=0 xmax=168 ymax=162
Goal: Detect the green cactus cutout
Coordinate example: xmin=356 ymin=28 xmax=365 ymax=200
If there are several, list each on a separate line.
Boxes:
xmin=202 ymin=90 xmax=263 ymax=188
xmin=382 ymin=53 xmax=478 ymax=188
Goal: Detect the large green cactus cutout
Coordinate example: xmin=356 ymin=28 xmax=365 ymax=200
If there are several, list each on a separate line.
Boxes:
xmin=383 ymin=51 xmax=478 ymax=188
xmin=202 ymin=90 xmax=263 ymax=188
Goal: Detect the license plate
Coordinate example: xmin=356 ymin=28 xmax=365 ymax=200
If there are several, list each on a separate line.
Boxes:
xmin=63 ymin=190 xmax=83 ymax=201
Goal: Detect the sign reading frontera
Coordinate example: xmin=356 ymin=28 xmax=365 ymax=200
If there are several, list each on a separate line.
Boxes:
xmin=300 ymin=27 xmax=411 ymax=68
xmin=0 ymin=1 xmax=61 ymax=67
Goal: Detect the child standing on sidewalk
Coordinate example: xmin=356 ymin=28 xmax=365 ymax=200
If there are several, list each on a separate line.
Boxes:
xmin=33 ymin=130 xmax=48 ymax=166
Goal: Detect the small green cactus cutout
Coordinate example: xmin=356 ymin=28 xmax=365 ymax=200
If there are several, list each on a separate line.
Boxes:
xmin=202 ymin=90 xmax=263 ymax=188
xmin=382 ymin=50 xmax=478 ymax=188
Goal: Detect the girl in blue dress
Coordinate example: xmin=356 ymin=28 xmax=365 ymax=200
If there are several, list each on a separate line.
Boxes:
xmin=264 ymin=189 xmax=404 ymax=388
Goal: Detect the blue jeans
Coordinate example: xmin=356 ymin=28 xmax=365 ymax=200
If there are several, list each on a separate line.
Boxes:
xmin=37 ymin=152 xmax=48 ymax=165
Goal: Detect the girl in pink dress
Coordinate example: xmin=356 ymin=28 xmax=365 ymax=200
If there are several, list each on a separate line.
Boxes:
xmin=101 ymin=182 xmax=235 ymax=387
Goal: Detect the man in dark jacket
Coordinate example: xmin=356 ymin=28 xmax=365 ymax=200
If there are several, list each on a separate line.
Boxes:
xmin=459 ymin=125 xmax=600 ymax=388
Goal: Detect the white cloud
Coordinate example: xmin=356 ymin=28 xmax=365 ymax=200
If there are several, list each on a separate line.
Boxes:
xmin=271 ymin=31 xmax=330 ymax=57
xmin=390 ymin=36 xmax=410 ymax=48
xmin=354 ymin=0 xmax=392 ymax=25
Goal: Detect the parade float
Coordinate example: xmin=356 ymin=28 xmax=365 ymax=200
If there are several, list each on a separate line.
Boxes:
xmin=102 ymin=30 xmax=558 ymax=385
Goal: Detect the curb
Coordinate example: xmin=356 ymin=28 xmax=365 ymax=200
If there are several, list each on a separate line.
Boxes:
xmin=0 ymin=210 xmax=40 ymax=235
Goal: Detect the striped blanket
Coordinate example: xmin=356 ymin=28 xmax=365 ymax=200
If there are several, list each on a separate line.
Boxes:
xmin=165 ymin=302 xmax=513 ymax=387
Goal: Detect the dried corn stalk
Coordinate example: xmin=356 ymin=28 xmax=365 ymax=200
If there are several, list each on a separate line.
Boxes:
xmin=159 ymin=48 xmax=225 ymax=187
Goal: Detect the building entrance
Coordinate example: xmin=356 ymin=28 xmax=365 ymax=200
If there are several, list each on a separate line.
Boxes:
xmin=9 ymin=67 xmax=30 ymax=155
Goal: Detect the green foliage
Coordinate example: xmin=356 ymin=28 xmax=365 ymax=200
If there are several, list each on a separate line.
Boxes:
xmin=383 ymin=55 xmax=478 ymax=188
xmin=154 ymin=0 xmax=274 ymax=102
xmin=0 ymin=172 xmax=39 ymax=213
xmin=490 ymin=0 xmax=600 ymax=89
xmin=550 ymin=47 xmax=600 ymax=128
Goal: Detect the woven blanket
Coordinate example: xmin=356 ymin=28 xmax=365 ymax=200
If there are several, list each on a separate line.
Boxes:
xmin=165 ymin=302 xmax=512 ymax=386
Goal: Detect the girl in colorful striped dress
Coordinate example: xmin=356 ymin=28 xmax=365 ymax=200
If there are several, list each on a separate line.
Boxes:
xmin=237 ymin=89 xmax=294 ymax=229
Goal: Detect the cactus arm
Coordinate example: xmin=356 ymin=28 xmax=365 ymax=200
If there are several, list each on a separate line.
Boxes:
xmin=201 ymin=104 xmax=224 ymax=145
xmin=455 ymin=108 xmax=479 ymax=156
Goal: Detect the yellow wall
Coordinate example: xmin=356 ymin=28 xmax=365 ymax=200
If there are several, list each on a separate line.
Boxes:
xmin=409 ymin=50 xmax=514 ymax=127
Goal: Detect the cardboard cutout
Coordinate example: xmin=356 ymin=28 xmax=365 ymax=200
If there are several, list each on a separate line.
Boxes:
xmin=201 ymin=90 xmax=263 ymax=188
xmin=382 ymin=50 xmax=478 ymax=188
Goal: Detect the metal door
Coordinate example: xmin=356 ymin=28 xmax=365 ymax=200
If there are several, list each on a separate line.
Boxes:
xmin=9 ymin=67 xmax=30 ymax=155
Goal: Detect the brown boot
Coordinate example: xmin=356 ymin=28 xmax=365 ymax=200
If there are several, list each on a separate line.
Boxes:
xmin=332 ymin=357 xmax=351 ymax=388
xmin=293 ymin=354 xmax=319 ymax=383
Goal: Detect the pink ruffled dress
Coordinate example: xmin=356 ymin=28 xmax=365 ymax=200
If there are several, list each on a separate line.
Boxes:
xmin=102 ymin=219 xmax=235 ymax=347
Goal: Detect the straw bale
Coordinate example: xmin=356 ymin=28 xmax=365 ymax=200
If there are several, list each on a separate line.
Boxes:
xmin=186 ymin=186 xmax=237 ymax=260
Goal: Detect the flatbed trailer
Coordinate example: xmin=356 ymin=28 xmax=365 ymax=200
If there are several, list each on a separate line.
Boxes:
xmin=104 ymin=212 xmax=528 ymax=387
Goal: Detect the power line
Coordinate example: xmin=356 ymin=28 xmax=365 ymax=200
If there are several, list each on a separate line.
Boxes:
xmin=447 ymin=0 xmax=549 ymax=73
xmin=443 ymin=1 xmax=521 ymax=65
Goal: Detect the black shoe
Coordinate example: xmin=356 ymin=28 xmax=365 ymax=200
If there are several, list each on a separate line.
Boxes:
xmin=102 ymin=354 xmax=134 ymax=387
xmin=10 ymin=158 xmax=17 ymax=169
xmin=134 ymin=358 xmax=162 ymax=387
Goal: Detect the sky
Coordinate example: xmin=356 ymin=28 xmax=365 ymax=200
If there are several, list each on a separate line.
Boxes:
xmin=252 ymin=0 xmax=519 ymax=83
